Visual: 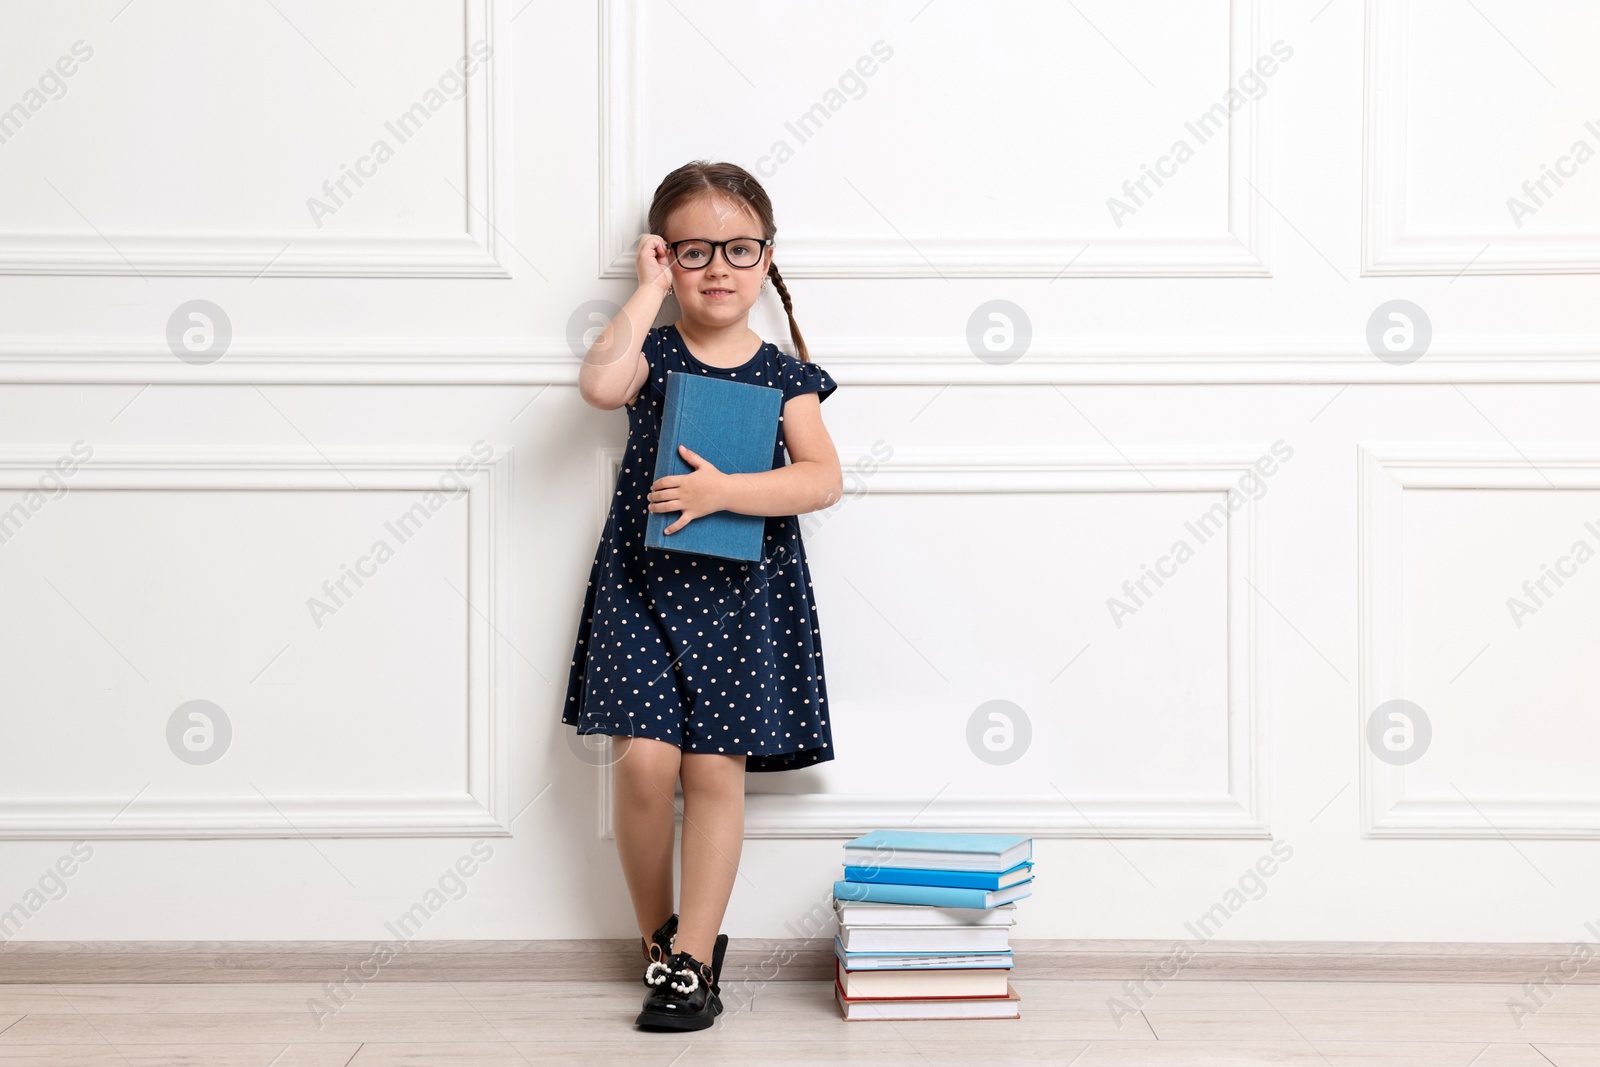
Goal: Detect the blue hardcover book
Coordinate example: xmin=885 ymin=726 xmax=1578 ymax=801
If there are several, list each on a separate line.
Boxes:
xmin=644 ymin=370 xmax=781 ymax=562
xmin=842 ymin=830 xmax=1033 ymax=873
xmin=833 ymin=878 xmax=1034 ymax=909
xmin=842 ymin=859 xmax=1034 ymax=891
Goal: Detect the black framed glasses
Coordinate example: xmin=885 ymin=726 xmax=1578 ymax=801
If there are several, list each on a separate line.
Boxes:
xmin=666 ymin=237 xmax=772 ymax=270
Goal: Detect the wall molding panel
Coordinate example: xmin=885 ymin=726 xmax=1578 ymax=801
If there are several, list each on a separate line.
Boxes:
xmin=0 ymin=445 xmax=515 ymax=839
xmin=1358 ymin=445 xmax=1600 ymax=838
xmin=6 ymin=336 xmax=1600 ymax=385
xmin=586 ymin=447 xmax=1271 ymax=840
xmin=0 ymin=0 xmax=511 ymax=278
xmin=1362 ymin=0 xmax=1600 ymax=276
xmin=599 ymin=0 xmax=1271 ymax=278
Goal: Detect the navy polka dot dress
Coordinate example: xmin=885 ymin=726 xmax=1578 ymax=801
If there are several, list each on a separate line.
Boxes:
xmin=562 ymin=322 xmax=840 ymax=772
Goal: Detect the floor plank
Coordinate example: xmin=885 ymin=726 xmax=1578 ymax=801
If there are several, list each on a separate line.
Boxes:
xmin=0 ymin=1044 xmax=359 ymax=1066
xmin=0 ymin=1011 xmax=503 ymax=1045
xmin=1144 ymin=1007 xmax=1600 ymax=1043
xmin=1072 ymin=1042 xmax=1550 ymax=1066
xmin=0 ymin=983 xmax=474 ymax=1015
xmin=0 ymin=975 xmax=1585 ymax=1065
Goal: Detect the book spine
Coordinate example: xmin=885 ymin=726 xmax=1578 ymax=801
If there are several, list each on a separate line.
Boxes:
xmin=844 ymin=847 xmax=1026 ymax=867
xmin=846 ymin=831 xmax=1030 ymax=853
xmin=842 ymin=864 xmax=1000 ymax=890
xmin=834 ymin=879 xmax=989 ymax=908
xmin=648 ymin=373 xmax=682 ymax=547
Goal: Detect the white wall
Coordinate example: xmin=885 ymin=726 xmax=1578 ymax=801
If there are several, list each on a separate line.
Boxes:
xmin=2 ymin=0 xmax=1599 ymax=946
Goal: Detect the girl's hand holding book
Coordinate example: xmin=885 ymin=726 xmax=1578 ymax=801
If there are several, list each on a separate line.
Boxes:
xmin=648 ymin=444 xmax=730 ymax=535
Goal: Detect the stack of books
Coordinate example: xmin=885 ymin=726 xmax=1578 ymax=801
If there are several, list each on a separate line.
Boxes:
xmin=832 ymin=830 xmax=1033 ymax=1021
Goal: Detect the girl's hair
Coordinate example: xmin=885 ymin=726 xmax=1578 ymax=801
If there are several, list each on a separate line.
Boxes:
xmin=647 ymin=160 xmax=811 ymax=363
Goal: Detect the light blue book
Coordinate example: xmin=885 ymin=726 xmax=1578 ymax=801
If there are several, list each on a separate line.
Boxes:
xmin=645 ymin=370 xmax=780 ymax=562
xmin=834 ymin=936 xmax=1014 ymax=971
xmin=842 ymin=859 xmax=1033 ymax=891
xmin=843 ymin=830 xmax=1033 ymax=873
xmin=833 ymin=878 xmax=1033 ymax=909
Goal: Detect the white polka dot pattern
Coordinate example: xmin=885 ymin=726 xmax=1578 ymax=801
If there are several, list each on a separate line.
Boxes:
xmin=561 ymin=323 xmax=839 ymax=771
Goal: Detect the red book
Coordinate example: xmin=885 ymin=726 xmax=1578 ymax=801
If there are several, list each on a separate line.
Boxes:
xmin=834 ymin=960 xmax=1021 ymax=1021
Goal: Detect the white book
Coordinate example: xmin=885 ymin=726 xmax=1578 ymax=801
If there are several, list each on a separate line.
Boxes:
xmin=834 ymin=900 xmax=1017 ymax=927
xmin=838 ymin=924 xmax=1011 ymax=953
xmin=840 ymin=951 xmax=1015 ymax=971
xmin=838 ymin=960 xmax=1011 ymax=999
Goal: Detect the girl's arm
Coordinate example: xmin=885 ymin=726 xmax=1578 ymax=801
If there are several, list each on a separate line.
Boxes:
xmin=578 ymin=237 xmax=672 ymax=410
xmin=650 ymin=393 xmax=843 ymax=532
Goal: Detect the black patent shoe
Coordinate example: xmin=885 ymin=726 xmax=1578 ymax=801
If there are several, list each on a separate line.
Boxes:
xmin=635 ymin=933 xmax=729 ymax=1031
xmin=641 ymin=913 xmax=679 ymax=988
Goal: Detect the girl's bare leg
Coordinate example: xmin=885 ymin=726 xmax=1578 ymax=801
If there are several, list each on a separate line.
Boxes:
xmin=675 ymin=751 xmax=747 ymax=963
xmin=611 ymin=736 xmax=682 ymax=955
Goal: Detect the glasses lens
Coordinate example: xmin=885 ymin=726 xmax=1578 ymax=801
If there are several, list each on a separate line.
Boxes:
xmin=725 ymin=240 xmax=762 ymax=267
xmin=674 ymin=240 xmax=713 ymax=267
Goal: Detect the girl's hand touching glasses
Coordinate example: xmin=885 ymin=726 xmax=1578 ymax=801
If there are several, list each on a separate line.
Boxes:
xmin=648 ymin=445 xmax=729 ymax=535
xmin=637 ymin=233 xmax=673 ymax=295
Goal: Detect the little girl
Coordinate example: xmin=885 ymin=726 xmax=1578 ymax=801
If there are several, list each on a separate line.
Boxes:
xmin=563 ymin=160 xmax=843 ymax=1031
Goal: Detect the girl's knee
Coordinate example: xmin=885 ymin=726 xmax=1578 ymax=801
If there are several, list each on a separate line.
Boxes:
xmin=612 ymin=736 xmax=681 ymax=792
xmin=679 ymin=752 xmax=747 ymax=794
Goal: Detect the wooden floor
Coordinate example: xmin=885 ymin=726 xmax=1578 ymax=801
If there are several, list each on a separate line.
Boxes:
xmin=2 ymin=977 xmax=1599 ymax=1065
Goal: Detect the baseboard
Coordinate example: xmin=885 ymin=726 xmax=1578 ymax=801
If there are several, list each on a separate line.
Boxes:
xmin=1 ymin=939 xmax=1592 ymax=984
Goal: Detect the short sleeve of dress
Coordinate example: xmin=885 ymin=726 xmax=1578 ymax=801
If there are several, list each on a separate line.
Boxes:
xmin=779 ymin=354 xmax=839 ymax=404
xmin=623 ymin=325 xmax=666 ymax=409
xmin=640 ymin=324 xmax=665 ymax=373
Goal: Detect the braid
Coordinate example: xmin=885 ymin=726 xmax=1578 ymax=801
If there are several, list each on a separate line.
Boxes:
xmin=767 ymin=262 xmax=809 ymax=363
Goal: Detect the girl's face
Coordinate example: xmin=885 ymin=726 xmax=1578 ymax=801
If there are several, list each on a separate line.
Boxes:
xmin=662 ymin=195 xmax=772 ymax=327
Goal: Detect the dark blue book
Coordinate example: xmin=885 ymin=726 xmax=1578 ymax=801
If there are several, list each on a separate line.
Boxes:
xmin=645 ymin=370 xmax=781 ymax=562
